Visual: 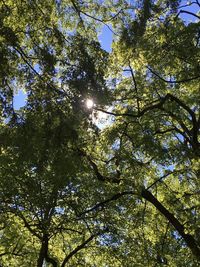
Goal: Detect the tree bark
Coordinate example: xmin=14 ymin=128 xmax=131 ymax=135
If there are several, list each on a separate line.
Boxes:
xmin=37 ymin=234 xmax=58 ymax=267
xmin=37 ymin=235 xmax=48 ymax=267
xmin=141 ymin=189 xmax=200 ymax=260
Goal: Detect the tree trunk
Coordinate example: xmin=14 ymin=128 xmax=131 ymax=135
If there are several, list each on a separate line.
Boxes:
xmin=37 ymin=234 xmax=57 ymax=267
xmin=37 ymin=236 xmax=48 ymax=267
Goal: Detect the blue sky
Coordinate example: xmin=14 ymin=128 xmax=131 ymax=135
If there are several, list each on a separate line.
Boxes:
xmin=13 ymin=90 xmax=27 ymax=110
xmin=99 ymin=25 xmax=113 ymax=52
xmin=179 ymin=1 xmax=200 ymax=22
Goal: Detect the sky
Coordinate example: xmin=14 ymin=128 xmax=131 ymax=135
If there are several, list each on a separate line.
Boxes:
xmin=98 ymin=25 xmax=113 ymax=52
xmin=179 ymin=1 xmax=200 ymax=22
xmin=13 ymin=1 xmax=199 ymax=110
xmin=13 ymin=90 xmax=27 ymax=110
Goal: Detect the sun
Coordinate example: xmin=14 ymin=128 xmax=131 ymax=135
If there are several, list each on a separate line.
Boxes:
xmin=86 ymin=99 xmax=94 ymax=109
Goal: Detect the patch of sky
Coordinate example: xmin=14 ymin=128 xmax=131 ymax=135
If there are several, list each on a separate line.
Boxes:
xmin=179 ymin=0 xmax=200 ymax=23
xmin=13 ymin=90 xmax=27 ymax=110
xmin=55 ymin=207 xmax=65 ymax=215
xmin=111 ymin=138 xmax=120 ymax=150
xmin=13 ymin=62 xmax=42 ymax=110
xmin=98 ymin=25 xmax=113 ymax=52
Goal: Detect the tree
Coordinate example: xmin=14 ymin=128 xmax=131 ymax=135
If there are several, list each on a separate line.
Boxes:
xmin=0 ymin=0 xmax=200 ymax=266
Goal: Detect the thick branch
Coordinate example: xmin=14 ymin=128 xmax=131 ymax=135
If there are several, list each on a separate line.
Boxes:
xmin=78 ymin=191 xmax=134 ymax=217
xmin=165 ymin=94 xmax=196 ymax=123
xmin=79 ymin=149 xmax=120 ymax=183
xmin=95 ymin=93 xmax=195 ymax=121
xmin=141 ymin=189 xmax=200 ymax=260
xmin=61 ymin=233 xmax=98 ymax=267
xmin=179 ymin=10 xmax=200 ymax=20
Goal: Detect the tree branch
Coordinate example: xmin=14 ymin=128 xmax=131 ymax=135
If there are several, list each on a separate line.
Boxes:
xmin=128 ymin=64 xmax=140 ymax=112
xmin=61 ymin=232 xmax=100 ymax=267
xmin=179 ymin=10 xmax=200 ymax=20
xmin=147 ymin=170 xmax=186 ymax=190
xmin=147 ymin=66 xmax=200 ymax=83
xmin=70 ymin=0 xmax=118 ymax=35
xmin=141 ymin=189 xmax=200 ymax=260
xmin=95 ymin=93 xmax=196 ymax=123
xmin=78 ymin=191 xmax=135 ymax=217
xmin=79 ymin=149 xmax=121 ymax=183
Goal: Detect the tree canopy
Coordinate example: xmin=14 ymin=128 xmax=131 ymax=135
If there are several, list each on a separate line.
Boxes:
xmin=0 ymin=0 xmax=200 ymax=266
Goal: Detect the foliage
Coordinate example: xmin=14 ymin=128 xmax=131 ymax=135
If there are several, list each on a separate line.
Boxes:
xmin=0 ymin=0 xmax=200 ymax=266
